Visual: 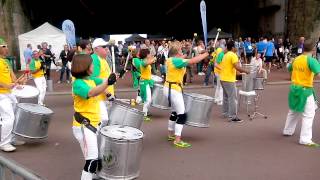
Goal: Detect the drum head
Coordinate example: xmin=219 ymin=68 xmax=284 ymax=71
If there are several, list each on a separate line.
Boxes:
xmin=17 ymin=103 xmax=53 ymax=115
xmin=184 ymin=93 xmax=214 ymax=101
xmin=12 ymin=85 xmax=39 ymax=98
xmin=151 ymin=75 xmax=163 ymax=83
xmin=100 ymin=125 xmax=143 ymax=140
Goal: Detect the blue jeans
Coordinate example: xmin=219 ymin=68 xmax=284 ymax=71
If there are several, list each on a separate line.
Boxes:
xmin=204 ymin=64 xmax=214 ymax=85
xmin=60 ymin=65 xmax=70 ymax=81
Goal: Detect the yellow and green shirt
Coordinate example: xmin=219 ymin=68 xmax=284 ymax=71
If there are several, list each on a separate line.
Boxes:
xmin=91 ymin=54 xmax=114 ymax=100
xmin=72 ymin=77 xmax=103 ymax=127
xmin=138 ymin=59 xmax=152 ymax=80
xmin=214 ymin=51 xmax=224 ymax=75
xmin=288 ymin=55 xmax=320 ymax=112
xmin=219 ymin=51 xmax=238 ymax=82
xmin=0 ymin=57 xmax=13 ymax=94
xmin=164 ymin=57 xmax=188 ymax=92
xmin=29 ymin=58 xmax=44 ymax=78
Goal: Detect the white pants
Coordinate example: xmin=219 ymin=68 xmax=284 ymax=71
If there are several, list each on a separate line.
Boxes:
xmin=163 ymin=87 xmax=185 ymax=114
xmin=283 ymin=95 xmax=316 ymax=144
xmin=0 ymin=94 xmax=17 ymax=147
xmin=72 ymin=126 xmax=98 ymax=160
xmin=34 ymin=77 xmax=47 ymax=105
xmin=214 ymin=74 xmax=223 ymax=103
xmin=143 ymin=84 xmax=152 ymax=116
xmin=99 ymin=101 xmax=109 ymax=124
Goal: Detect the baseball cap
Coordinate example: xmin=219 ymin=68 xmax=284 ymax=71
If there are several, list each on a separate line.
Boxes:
xmin=92 ymin=38 xmax=108 ymax=48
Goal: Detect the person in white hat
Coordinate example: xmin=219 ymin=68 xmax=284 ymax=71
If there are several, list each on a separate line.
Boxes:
xmin=0 ymin=37 xmax=27 ymax=152
xmin=91 ymin=38 xmax=115 ymax=127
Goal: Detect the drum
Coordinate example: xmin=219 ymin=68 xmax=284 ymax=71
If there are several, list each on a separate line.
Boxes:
xmin=108 ymin=101 xmax=144 ymax=129
xmin=98 ymin=125 xmax=143 ymax=180
xmin=12 ymin=85 xmax=39 ymax=104
xmin=151 ymin=84 xmax=170 ymax=110
xmin=151 ymin=75 xmax=163 ymax=84
xmin=254 ymin=78 xmax=265 ymax=90
xmin=242 ymin=73 xmax=254 ymax=92
xmin=184 ymin=93 xmax=214 ymax=128
xmin=13 ymin=103 xmax=54 ymax=139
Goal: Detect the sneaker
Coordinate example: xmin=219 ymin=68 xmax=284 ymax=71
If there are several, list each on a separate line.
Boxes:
xmin=302 ymin=142 xmax=320 ymax=148
xmin=174 ymin=140 xmax=191 ymax=148
xmin=143 ymin=116 xmax=152 ymax=122
xmin=217 ymin=101 xmax=223 ymax=106
xmin=66 ymin=80 xmax=70 ymax=84
xmin=57 ymin=81 xmax=62 ymax=84
xmin=167 ymin=135 xmax=175 ymax=141
xmin=11 ymin=140 xmax=25 ymax=146
xmin=230 ymin=118 xmax=243 ymax=123
xmin=0 ymin=144 xmax=16 ymax=152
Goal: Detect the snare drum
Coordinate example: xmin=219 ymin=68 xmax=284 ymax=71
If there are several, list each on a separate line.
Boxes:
xmin=151 ymin=84 xmax=170 ymax=110
xmin=151 ymin=75 xmax=163 ymax=84
xmin=98 ymin=125 xmax=143 ymax=180
xmin=107 ymin=101 xmax=144 ymax=129
xmin=14 ymin=103 xmax=53 ymax=139
xmin=184 ymin=93 xmax=214 ymax=128
xmin=12 ymin=85 xmax=39 ymax=104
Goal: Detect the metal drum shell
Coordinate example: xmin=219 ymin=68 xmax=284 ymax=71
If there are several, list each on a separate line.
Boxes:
xmin=13 ymin=103 xmax=53 ymax=139
xmin=183 ymin=93 xmax=214 ymax=128
xmin=98 ymin=126 xmax=143 ymax=180
xmin=107 ymin=102 xmax=144 ymax=129
xmin=253 ymin=78 xmax=265 ymax=90
xmin=151 ymin=84 xmax=170 ymax=110
xmin=12 ymin=85 xmax=39 ymax=104
xmin=151 ymin=75 xmax=163 ymax=84
xmin=241 ymin=73 xmax=255 ymax=92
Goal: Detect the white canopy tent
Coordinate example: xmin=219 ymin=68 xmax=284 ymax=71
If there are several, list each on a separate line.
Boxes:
xmin=18 ymin=22 xmax=67 ymax=70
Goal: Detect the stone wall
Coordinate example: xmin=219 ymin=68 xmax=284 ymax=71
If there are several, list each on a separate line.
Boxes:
xmin=287 ymin=0 xmax=320 ymax=43
xmin=0 ymin=0 xmax=31 ymax=68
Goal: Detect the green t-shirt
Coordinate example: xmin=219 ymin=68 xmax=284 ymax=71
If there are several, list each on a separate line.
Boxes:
xmin=172 ymin=57 xmax=188 ymax=69
xmin=216 ymin=52 xmax=225 ymax=64
xmin=73 ymin=77 xmax=103 ymax=99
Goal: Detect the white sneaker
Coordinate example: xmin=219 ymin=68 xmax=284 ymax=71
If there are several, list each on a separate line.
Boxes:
xmin=11 ymin=140 xmax=26 ymax=146
xmin=0 ymin=144 xmax=16 ymax=152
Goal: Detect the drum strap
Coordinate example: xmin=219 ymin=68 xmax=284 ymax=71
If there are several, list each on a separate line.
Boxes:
xmin=74 ymin=112 xmax=97 ymax=133
xmin=166 ymin=81 xmax=183 ymax=107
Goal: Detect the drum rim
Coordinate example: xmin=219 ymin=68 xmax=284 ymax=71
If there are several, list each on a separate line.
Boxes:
xmin=100 ymin=125 xmax=144 ymax=140
xmin=112 ymin=101 xmax=143 ymax=114
xmin=12 ymin=85 xmax=40 ymax=98
xmin=16 ymin=103 xmax=54 ymax=115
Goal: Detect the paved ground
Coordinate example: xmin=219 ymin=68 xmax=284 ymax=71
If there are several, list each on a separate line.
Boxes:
xmin=3 ymin=84 xmax=320 ymax=180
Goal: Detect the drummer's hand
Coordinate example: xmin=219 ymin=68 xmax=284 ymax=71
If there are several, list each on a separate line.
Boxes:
xmin=7 ymin=83 xmax=16 ymax=89
xmin=107 ymin=73 xmax=117 ymax=85
xmin=15 ymin=84 xmax=23 ymax=90
xmin=106 ymin=93 xmax=115 ymax=101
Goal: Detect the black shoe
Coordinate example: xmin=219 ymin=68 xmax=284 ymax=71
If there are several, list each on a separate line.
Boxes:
xmin=230 ymin=118 xmax=243 ymax=123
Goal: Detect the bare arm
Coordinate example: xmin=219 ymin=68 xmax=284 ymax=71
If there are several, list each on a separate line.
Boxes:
xmin=88 ymin=81 xmax=109 ymax=97
xmin=187 ymin=52 xmax=209 ymax=65
xmin=234 ymin=62 xmax=249 ymax=74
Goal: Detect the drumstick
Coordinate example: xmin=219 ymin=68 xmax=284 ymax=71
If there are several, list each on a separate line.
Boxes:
xmin=213 ymin=28 xmax=221 ymax=49
xmin=124 ymin=52 xmax=131 ymax=72
xmin=111 ymin=46 xmax=116 ymax=73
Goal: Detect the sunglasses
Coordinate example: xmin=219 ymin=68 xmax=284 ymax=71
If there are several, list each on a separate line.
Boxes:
xmin=1 ymin=45 xmax=7 ymax=48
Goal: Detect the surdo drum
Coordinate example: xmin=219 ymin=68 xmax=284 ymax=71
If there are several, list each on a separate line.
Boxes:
xmin=183 ymin=93 xmax=214 ymax=128
xmin=107 ymin=101 xmax=144 ymax=129
xmin=14 ymin=103 xmax=53 ymax=139
xmin=98 ymin=125 xmax=143 ymax=180
xmin=12 ymin=85 xmax=39 ymax=104
xmin=151 ymin=75 xmax=163 ymax=84
xmin=151 ymin=84 xmax=170 ymax=110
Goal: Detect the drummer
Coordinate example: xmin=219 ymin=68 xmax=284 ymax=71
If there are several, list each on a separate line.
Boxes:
xmin=213 ymin=48 xmax=224 ymax=105
xmin=0 ymin=37 xmax=27 ymax=152
xmin=131 ymin=48 xmax=142 ymax=104
xmin=135 ymin=47 xmax=156 ymax=121
xmin=91 ymin=38 xmax=115 ymax=127
xmin=164 ymin=41 xmax=209 ymax=148
xmin=29 ymin=50 xmax=47 ymax=106
xmin=71 ymin=54 xmax=117 ymax=179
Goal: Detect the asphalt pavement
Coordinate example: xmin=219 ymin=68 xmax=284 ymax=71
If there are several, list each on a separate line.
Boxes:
xmin=3 ymin=84 xmax=320 ymax=180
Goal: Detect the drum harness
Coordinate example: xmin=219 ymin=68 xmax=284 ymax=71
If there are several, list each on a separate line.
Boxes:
xmin=74 ymin=112 xmax=97 ymax=133
xmin=166 ymin=81 xmax=183 ymax=107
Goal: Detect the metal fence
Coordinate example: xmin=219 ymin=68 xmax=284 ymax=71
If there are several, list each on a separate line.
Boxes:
xmin=0 ymin=155 xmax=43 ymax=180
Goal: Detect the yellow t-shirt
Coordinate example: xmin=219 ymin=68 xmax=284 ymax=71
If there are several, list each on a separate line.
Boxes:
xmin=290 ymin=55 xmax=320 ymax=87
xmin=29 ymin=59 xmax=44 ymax=78
xmin=72 ymin=78 xmax=102 ymax=127
xmin=95 ymin=56 xmax=114 ymax=100
xmin=0 ymin=58 xmax=13 ymax=94
xmin=164 ymin=57 xmax=188 ymax=92
xmin=219 ymin=51 xmax=239 ymax=82
xmin=140 ymin=60 xmax=152 ymax=80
